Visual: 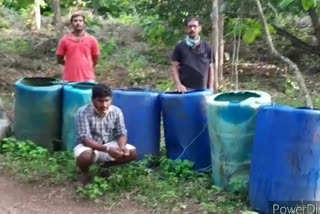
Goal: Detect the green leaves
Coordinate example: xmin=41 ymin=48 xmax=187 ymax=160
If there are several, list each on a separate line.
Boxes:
xmin=16 ymin=0 xmax=33 ymax=8
xmin=2 ymin=0 xmax=34 ymax=11
xmin=243 ymin=23 xmax=262 ymax=44
xmin=159 ymin=157 xmax=196 ymax=179
xmin=279 ymin=0 xmax=295 ymax=8
xmin=100 ymin=39 xmax=118 ymax=59
xmin=301 ymin=0 xmax=317 ymax=11
xmin=0 ymin=138 xmax=76 ymax=183
xmin=279 ymin=0 xmax=318 ymax=11
xmin=77 ymin=177 xmax=109 ymax=199
xmin=227 ymin=18 xmax=277 ymax=44
xmin=0 ymin=138 xmax=248 ymax=212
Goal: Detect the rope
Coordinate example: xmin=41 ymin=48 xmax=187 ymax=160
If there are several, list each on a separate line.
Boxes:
xmin=173 ymin=103 xmax=273 ymax=171
xmin=175 ymin=122 xmax=209 ymax=160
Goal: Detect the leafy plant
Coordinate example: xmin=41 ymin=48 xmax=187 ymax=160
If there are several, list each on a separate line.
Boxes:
xmin=1 ymin=0 xmax=33 ymax=11
xmin=226 ymin=18 xmax=276 ymax=44
xmin=0 ymin=137 xmax=249 ymax=212
xmin=0 ymin=38 xmax=31 ymax=55
xmin=156 ymin=79 xmax=174 ymax=92
xmin=100 ymin=39 xmax=118 ymax=59
xmin=0 ymin=138 xmax=76 ymax=183
xmin=77 ymin=176 xmax=109 ymax=199
xmin=128 ymin=56 xmax=147 ymax=85
xmin=285 ymin=75 xmax=300 ymax=96
xmin=159 ymin=157 xmax=196 ymax=179
xmin=301 ymin=0 xmax=317 ymax=11
xmin=141 ymin=16 xmax=180 ymax=48
xmin=89 ymin=0 xmax=135 ymax=17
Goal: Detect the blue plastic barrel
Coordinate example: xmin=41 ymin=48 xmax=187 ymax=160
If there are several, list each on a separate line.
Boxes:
xmin=249 ymin=105 xmax=320 ymax=214
xmin=112 ymin=88 xmax=161 ymax=160
xmin=161 ymin=89 xmax=213 ymax=171
xmin=14 ymin=77 xmax=62 ymax=150
xmin=206 ymin=90 xmax=271 ymax=191
xmin=62 ymin=82 xmax=95 ymax=151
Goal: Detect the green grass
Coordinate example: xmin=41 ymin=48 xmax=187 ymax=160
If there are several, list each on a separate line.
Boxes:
xmin=0 ymin=138 xmax=250 ymax=213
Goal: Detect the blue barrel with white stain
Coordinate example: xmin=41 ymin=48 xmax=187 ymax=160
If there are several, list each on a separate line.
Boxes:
xmin=249 ymin=105 xmax=320 ymax=214
xmin=161 ymin=89 xmax=213 ymax=171
xmin=206 ymin=90 xmax=271 ymax=192
xmin=14 ymin=77 xmax=62 ymax=150
xmin=62 ymin=82 xmax=96 ymax=151
xmin=112 ymin=88 xmax=161 ymax=160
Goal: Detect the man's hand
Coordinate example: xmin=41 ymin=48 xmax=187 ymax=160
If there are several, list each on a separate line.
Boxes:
xmin=176 ymin=83 xmax=187 ymax=93
xmin=121 ymin=147 xmax=130 ymax=157
xmin=107 ymin=147 xmax=124 ymax=159
xmin=57 ymin=55 xmax=65 ymax=65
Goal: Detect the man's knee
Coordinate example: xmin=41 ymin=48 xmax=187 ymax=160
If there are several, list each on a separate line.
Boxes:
xmin=123 ymin=148 xmax=137 ymax=162
xmin=76 ymin=150 xmax=95 ymax=167
xmin=130 ymin=149 xmax=137 ymax=161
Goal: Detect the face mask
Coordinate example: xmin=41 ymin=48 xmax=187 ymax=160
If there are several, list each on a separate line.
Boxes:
xmin=185 ymin=36 xmax=200 ymax=48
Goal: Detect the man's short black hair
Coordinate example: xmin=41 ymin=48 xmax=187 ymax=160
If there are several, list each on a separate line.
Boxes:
xmin=70 ymin=14 xmax=86 ymax=24
xmin=185 ymin=17 xmax=202 ymax=26
xmin=92 ymin=84 xmax=112 ymax=99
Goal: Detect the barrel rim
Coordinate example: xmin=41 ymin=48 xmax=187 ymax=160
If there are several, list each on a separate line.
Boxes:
xmin=113 ymin=87 xmax=159 ymax=94
xmin=206 ymin=90 xmax=272 ymax=108
xmin=15 ymin=77 xmax=63 ymax=90
xmin=70 ymin=82 xmax=96 ymax=90
xmin=260 ymin=104 xmax=320 ymax=113
xmin=160 ymin=89 xmax=213 ymax=97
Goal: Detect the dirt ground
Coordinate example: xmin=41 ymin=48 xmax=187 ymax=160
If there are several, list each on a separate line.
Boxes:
xmin=0 ymin=173 xmax=149 ymax=214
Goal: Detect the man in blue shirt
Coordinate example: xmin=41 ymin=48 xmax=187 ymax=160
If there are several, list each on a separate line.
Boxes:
xmin=171 ymin=17 xmax=215 ymax=93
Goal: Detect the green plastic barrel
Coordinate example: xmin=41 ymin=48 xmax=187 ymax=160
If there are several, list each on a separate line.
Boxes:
xmin=62 ymin=82 xmax=95 ymax=151
xmin=14 ymin=77 xmax=62 ymax=150
xmin=206 ymin=90 xmax=271 ymax=192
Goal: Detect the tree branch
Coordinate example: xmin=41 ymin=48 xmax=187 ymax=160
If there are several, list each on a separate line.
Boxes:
xmin=272 ymin=24 xmax=320 ymax=56
xmin=254 ymin=0 xmax=313 ymax=108
xmin=50 ymin=0 xmax=63 ymax=39
xmin=308 ymin=7 xmax=320 ymax=47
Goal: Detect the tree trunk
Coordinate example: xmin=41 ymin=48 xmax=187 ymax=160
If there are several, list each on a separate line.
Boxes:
xmin=308 ymin=7 xmax=320 ymax=47
xmin=212 ymin=0 xmax=219 ymax=91
xmin=35 ymin=0 xmax=41 ymax=30
xmin=50 ymin=0 xmax=63 ymax=39
xmin=254 ymin=0 xmax=313 ymax=108
xmin=218 ymin=0 xmax=224 ymax=81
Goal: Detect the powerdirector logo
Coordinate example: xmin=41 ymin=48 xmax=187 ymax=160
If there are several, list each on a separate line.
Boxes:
xmin=269 ymin=201 xmax=320 ymax=214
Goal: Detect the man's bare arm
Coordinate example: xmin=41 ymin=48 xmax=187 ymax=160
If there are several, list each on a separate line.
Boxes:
xmin=117 ymin=135 xmax=127 ymax=149
xmin=172 ymin=61 xmax=187 ymax=93
xmin=82 ymin=138 xmax=106 ymax=152
xmin=208 ymin=63 xmax=214 ymax=91
xmin=57 ymin=55 xmax=65 ymax=65
xmin=92 ymin=55 xmax=99 ymax=67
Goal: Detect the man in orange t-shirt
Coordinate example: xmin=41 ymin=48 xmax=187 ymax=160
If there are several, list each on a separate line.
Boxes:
xmin=56 ymin=14 xmax=100 ymax=82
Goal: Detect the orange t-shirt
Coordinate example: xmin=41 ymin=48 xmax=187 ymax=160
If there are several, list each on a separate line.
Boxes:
xmin=56 ymin=33 xmax=100 ymax=82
